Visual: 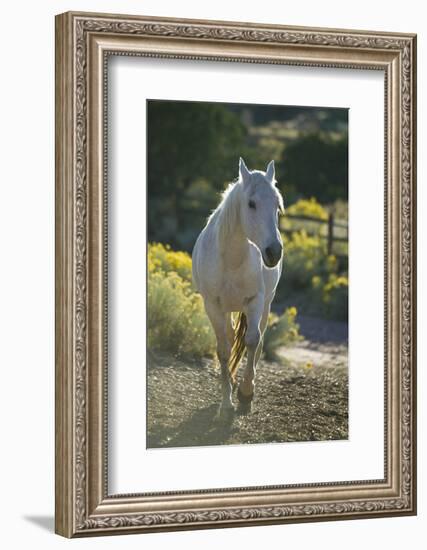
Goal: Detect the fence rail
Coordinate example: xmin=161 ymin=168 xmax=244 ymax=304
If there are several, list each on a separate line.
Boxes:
xmin=281 ymin=213 xmax=348 ymax=256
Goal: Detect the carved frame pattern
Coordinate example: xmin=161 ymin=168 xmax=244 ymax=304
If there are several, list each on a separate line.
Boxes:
xmin=55 ymin=11 xmax=416 ymax=537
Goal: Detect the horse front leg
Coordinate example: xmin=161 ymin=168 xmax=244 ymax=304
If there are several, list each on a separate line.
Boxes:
xmin=237 ymin=294 xmax=265 ymax=410
xmin=203 ymin=299 xmax=234 ymax=419
xmin=254 ymin=302 xmax=271 ymax=368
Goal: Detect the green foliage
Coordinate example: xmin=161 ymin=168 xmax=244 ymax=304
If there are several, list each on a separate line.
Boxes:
xmin=280 ymin=133 xmax=348 ymax=203
xmin=147 ymin=101 xmax=348 ymax=251
xmin=286 ymin=197 xmax=328 ymax=221
xmin=282 ymin=197 xmax=329 ymax=238
xmin=263 ymin=307 xmax=303 ymax=361
xmin=148 ymin=101 xmax=246 ymax=190
xmin=146 ymin=101 xmax=349 ymax=324
xmin=148 ymin=271 xmax=216 ymax=358
xmin=230 ymin=104 xmax=348 ymax=130
xmin=311 ymin=274 xmax=349 ymax=321
xmin=178 ymin=178 xmax=222 ymax=250
xmin=323 ymin=275 xmax=348 ymax=321
xmin=147 ymin=101 xmax=247 ymax=248
xmin=282 ymin=230 xmax=338 ymax=290
xmin=148 ymin=242 xmax=193 ymax=282
xmin=331 ymin=199 xmax=349 ymax=221
xmin=147 ymin=243 xmax=306 ymax=359
xmin=147 ymin=243 xmax=215 ymax=358
xmin=277 ymin=227 xmax=348 ymax=322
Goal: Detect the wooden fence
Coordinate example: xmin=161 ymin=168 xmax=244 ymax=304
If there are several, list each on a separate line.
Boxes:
xmin=280 ymin=213 xmax=348 ymax=256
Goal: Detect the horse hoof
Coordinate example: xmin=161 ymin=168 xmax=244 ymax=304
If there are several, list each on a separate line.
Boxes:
xmin=237 ymin=388 xmax=253 ymax=415
xmin=237 ymin=387 xmax=254 ymax=404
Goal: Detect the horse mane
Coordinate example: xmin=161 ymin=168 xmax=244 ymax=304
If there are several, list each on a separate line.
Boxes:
xmin=207 ymin=180 xmax=243 ymax=251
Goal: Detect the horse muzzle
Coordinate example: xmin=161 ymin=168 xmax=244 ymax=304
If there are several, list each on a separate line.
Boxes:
xmin=263 ymin=242 xmax=283 ymax=268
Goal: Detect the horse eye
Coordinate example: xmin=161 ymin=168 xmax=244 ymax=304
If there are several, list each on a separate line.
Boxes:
xmin=248 ymin=200 xmax=256 ymax=210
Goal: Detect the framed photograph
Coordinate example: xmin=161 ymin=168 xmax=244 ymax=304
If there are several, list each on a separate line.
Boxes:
xmin=55 ymin=11 xmax=417 ymax=537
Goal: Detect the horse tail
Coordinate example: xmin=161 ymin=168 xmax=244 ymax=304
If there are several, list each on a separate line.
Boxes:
xmin=228 ymin=312 xmax=247 ymax=385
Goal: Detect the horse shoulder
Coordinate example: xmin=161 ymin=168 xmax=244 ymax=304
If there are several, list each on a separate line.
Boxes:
xmin=247 ymin=243 xmax=264 ymax=278
xmin=233 ymin=244 xmax=265 ymax=296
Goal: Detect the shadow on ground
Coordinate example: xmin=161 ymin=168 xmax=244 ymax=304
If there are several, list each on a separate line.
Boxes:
xmin=148 ymin=404 xmax=237 ymax=448
xmin=23 ymin=515 xmax=54 ymax=533
xmin=147 ymin=321 xmax=348 ymax=450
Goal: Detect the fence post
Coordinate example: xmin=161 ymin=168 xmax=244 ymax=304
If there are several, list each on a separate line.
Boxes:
xmin=327 ymin=213 xmax=334 ymax=256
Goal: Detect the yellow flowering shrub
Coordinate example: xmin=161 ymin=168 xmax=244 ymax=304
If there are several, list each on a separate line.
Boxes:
xmin=311 ymin=273 xmax=348 ymax=321
xmin=322 ymin=274 xmax=348 ymax=320
xmin=281 ymin=197 xmax=329 ymax=237
xmin=148 ymin=242 xmax=193 ymax=282
xmin=276 ymin=198 xmax=348 ymax=322
xmin=147 ymin=242 xmax=305 ymax=359
xmin=282 ymin=230 xmax=337 ymax=289
xmin=148 ymin=269 xmax=216 ymax=358
xmin=286 ymin=197 xmax=328 ymax=220
xmin=263 ymin=306 xmax=303 ymax=361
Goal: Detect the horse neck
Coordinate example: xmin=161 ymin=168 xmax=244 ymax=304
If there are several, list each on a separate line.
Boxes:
xmin=223 ymin=222 xmax=249 ymax=269
xmin=217 ymin=188 xmax=249 ymax=269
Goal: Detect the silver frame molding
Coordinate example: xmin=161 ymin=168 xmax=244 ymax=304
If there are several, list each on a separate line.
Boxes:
xmin=55 ymin=11 xmax=417 ymax=538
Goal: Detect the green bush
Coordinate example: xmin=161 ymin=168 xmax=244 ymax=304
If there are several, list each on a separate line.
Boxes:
xmin=147 ymin=243 xmax=306 ymax=359
xmin=330 ymin=199 xmax=348 ymax=221
xmin=279 ymin=133 xmax=348 ymax=204
xmin=286 ymin=197 xmax=328 ymax=220
xmin=311 ymin=274 xmax=348 ymax=321
xmin=148 ymin=270 xmax=216 ymax=358
xmin=282 ymin=198 xmax=329 ymax=238
xmin=148 ymin=242 xmax=193 ymax=282
xmin=263 ymin=307 xmax=303 ymax=361
xmin=282 ymin=230 xmax=338 ymax=290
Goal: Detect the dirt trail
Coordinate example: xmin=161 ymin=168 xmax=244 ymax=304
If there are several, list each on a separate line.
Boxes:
xmin=147 ymin=316 xmax=348 ymax=449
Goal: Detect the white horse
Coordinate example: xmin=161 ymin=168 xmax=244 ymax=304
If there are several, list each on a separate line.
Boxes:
xmin=192 ymin=158 xmax=284 ymax=418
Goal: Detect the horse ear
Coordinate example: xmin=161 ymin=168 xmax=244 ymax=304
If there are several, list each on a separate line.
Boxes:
xmin=239 ymin=157 xmax=251 ymax=181
xmin=266 ymin=160 xmax=275 ymax=183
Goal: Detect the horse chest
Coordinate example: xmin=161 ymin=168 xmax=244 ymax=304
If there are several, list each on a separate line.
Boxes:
xmin=217 ymin=270 xmax=258 ymax=312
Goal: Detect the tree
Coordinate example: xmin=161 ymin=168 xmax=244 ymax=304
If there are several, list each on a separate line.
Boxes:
xmin=279 ymin=133 xmax=348 ymax=204
xmin=147 ymin=101 xmax=247 ymax=248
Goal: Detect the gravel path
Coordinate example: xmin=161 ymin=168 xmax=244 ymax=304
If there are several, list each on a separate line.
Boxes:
xmin=147 ymin=319 xmax=348 ymax=449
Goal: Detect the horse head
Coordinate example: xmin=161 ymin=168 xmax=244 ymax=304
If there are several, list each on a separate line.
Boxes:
xmin=238 ymin=158 xmax=284 ymax=268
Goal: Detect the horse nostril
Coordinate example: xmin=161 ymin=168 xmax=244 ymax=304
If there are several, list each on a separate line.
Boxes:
xmin=265 ymin=246 xmax=274 ymax=261
xmin=265 ymin=243 xmax=282 ymax=265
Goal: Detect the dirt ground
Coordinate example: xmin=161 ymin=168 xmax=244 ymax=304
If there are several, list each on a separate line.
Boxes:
xmin=147 ymin=315 xmax=348 ymax=449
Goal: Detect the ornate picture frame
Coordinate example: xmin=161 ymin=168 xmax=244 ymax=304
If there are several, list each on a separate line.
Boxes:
xmin=55 ymin=11 xmax=417 ymax=537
